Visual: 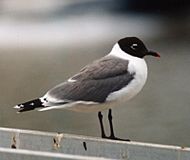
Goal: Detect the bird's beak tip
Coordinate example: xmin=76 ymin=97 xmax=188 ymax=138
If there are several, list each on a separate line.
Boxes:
xmin=148 ymin=51 xmax=160 ymax=58
xmin=155 ymin=53 xmax=161 ymax=58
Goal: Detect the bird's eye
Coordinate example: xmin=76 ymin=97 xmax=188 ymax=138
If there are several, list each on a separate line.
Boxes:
xmin=131 ymin=43 xmax=138 ymax=50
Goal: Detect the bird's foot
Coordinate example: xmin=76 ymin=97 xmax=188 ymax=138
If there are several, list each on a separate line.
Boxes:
xmin=103 ymin=135 xmax=130 ymax=142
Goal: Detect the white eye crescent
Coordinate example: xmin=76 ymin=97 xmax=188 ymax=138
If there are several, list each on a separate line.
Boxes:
xmin=131 ymin=43 xmax=138 ymax=50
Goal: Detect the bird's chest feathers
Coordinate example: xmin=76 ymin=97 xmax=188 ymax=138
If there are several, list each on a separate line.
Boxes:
xmin=106 ymin=58 xmax=147 ymax=102
xmin=128 ymin=58 xmax=147 ymax=85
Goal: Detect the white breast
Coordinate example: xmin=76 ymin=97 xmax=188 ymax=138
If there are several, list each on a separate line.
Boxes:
xmin=106 ymin=43 xmax=148 ymax=103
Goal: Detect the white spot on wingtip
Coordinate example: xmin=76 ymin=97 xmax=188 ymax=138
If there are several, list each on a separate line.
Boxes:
xmin=14 ymin=105 xmax=22 ymax=113
xmin=67 ymin=78 xmax=77 ymax=82
xmin=14 ymin=105 xmax=21 ymax=109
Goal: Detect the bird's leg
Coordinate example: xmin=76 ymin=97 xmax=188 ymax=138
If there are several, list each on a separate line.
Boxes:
xmin=98 ymin=110 xmax=130 ymax=141
xmin=98 ymin=111 xmax=107 ymax=138
xmin=107 ymin=109 xmax=130 ymax=141
xmin=108 ymin=109 xmax=115 ymax=138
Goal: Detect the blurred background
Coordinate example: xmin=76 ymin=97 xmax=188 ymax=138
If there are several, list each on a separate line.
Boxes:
xmin=0 ymin=0 xmax=190 ymax=146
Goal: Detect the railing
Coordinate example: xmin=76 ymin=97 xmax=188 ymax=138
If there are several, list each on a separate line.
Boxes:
xmin=0 ymin=127 xmax=189 ymax=160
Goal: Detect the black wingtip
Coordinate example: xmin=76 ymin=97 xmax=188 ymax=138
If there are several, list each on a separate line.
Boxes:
xmin=14 ymin=99 xmax=43 ymax=113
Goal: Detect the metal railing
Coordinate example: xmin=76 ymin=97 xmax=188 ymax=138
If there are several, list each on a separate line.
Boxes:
xmin=0 ymin=127 xmax=189 ymax=160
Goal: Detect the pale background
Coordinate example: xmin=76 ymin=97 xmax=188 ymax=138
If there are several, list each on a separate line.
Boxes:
xmin=0 ymin=0 xmax=190 ymax=146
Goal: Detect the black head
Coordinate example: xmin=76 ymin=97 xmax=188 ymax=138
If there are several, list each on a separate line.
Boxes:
xmin=118 ymin=37 xmax=160 ymax=58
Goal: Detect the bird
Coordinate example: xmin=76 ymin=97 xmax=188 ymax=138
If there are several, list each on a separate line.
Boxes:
xmin=14 ymin=37 xmax=160 ymax=140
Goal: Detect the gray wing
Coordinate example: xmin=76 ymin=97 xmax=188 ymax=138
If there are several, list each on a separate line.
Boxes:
xmin=46 ymin=56 xmax=135 ymax=103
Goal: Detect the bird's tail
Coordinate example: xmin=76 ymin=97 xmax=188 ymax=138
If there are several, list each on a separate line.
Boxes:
xmin=14 ymin=99 xmax=44 ymax=113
